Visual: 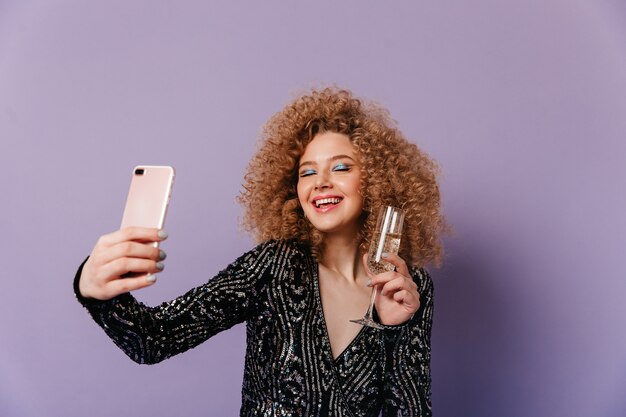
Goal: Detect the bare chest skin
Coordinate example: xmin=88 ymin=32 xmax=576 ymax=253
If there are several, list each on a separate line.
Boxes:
xmin=317 ymin=264 xmax=372 ymax=360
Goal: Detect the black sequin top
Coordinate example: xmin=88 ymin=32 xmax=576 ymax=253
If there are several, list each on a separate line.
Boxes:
xmin=74 ymin=240 xmax=433 ymax=416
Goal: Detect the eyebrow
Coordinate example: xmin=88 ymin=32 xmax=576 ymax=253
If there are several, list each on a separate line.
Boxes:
xmin=299 ymin=154 xmax=356 ymax=168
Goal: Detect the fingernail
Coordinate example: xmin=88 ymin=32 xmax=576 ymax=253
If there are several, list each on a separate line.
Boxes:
xmin=146 ymin=274 xmax=157 ymax=283
xmin=156 ymin=262 xmax=165 ymax=271
xmin=382 ymin=252 xmax=389 ymax=258
xmin=158 ymin=230 xmax=168 ymax=239
xmin=159 ymin=250 xmax=167 ymax=260
xmin=381 ymin=289 xmax=385 ymax=296
xmin=366 ymin=279 xmax=372 ymax=287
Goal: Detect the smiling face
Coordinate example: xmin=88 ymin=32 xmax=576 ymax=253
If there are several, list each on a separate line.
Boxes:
xmin=297 ymin=131 xmax=364 ymax=238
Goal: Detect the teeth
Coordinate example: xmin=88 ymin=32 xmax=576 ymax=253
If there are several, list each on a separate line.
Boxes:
xmin=314 ymin=197 xmax=342 ymax=208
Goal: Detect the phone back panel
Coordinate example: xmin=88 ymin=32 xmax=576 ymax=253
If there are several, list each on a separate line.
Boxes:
xmin=120 ymin=166 xmax=175 ymax=230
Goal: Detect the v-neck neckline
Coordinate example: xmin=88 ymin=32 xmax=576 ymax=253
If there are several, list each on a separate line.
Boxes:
xmin=311 ymin=260 xmax=369 ymax=363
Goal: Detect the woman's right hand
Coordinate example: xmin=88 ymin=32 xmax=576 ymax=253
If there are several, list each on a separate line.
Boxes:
xmin=78 ymin=227 xmax=169 ymax=301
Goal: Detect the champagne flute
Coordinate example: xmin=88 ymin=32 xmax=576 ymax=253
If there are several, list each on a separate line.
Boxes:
xmin=351 ymin=206 xmax=405 ymax=329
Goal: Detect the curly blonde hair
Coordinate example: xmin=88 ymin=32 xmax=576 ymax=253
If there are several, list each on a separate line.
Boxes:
xmin=238 ymin=87 xmax=446 ymax=267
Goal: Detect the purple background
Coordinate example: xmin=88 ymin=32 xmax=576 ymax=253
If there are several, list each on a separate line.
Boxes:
xmin=1 ymin=1 xmax=625 ymax=416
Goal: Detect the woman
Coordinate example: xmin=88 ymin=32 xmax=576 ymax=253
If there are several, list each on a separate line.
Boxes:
xmin=74 ymin=87 xmax=445 ymax=416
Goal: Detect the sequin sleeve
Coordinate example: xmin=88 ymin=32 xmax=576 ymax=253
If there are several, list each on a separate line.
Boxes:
xmin=74 ymin=240 xmax=283 ymax=365
xmin=381 ymin=267 xmax=434 ymax=417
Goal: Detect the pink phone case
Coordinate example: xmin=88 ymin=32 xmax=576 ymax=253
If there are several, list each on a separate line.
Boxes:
xmin=120 ymin=166 xmax=175 ymax=240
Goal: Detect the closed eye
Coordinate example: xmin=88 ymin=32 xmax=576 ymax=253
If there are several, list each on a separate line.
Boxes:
xmin=332 ymin=163 xmax=351 ymax=172
xmin=299 ymin=169 xmax=316 ymax=177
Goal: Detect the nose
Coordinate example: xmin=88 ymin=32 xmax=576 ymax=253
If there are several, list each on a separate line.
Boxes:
xmin=314 ymin=171 xmax=332 ymax=190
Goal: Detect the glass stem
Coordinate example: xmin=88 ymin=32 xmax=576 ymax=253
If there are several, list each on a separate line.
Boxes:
xmin=364 ymin=285 xmax=378 ymax=320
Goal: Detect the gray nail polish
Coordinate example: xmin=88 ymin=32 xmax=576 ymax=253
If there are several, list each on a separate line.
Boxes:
xmin=159 ymin=250 xmax=167 ymax=260
xmin=366 ymin=279 xmax=372 ymax=287
xmin=158 ymin=230 xmax=168 ymax=239
xmin=382 ymin=252 xmax=389 ymax=258
xmin=146 ymin=274 xmax=157 ymax=283
xmin=156 ymin=262 xmax=165 ymax=271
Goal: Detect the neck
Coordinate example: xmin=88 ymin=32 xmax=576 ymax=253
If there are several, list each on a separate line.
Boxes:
xmin=320 ymin=231 xmax=364 ymax=283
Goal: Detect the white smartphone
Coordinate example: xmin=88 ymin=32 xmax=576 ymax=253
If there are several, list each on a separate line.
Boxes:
xmin=120 ymin=165 xmax=175 ymax=247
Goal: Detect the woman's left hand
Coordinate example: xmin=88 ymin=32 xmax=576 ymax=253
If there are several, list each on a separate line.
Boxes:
xmin=362 ymin=252 xmax=421 ymax=326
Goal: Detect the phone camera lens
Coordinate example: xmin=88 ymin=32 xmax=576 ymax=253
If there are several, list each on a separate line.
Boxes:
xmin=135 ymin=168 xmax=145 ymax=175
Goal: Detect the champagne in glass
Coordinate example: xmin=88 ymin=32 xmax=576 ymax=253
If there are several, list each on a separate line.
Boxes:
xmin=367 ymin=232 xmax=401 ymax=274
xmin=351 ymin=206 xmax=405 ymax=329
